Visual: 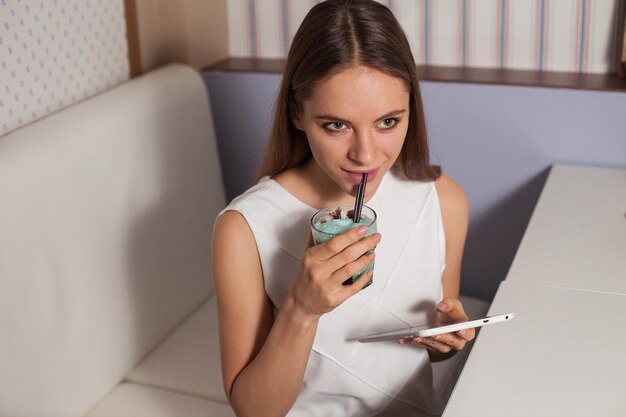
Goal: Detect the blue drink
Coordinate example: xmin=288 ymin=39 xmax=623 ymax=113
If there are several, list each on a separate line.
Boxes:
xmin=311 ymin=204 xmax=377 ymax=288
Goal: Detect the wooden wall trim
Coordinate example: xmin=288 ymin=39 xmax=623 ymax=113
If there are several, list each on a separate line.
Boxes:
xmin=124 ymin=0 xmax=143 ymax=77
xmin=206 ymin=58 xmax=626 ymax=93
xmin=618 ymin=0 xmax=626 ymax=78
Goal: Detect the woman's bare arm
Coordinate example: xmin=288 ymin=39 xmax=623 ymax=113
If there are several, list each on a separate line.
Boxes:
xmin=213 ymin=211 xmax=318 ymax=417
xmin=400 ymin=174 xmax=472 ymax=359
xmin=213 ymin=210 xmax=378 ymax=417
xmin=428 ymin=174 xmax=471 ymax=360
xmin=436 ymin=173 xmax=468 ymax=301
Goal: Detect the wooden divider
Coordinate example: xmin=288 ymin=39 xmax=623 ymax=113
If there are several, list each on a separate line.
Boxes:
xmin=207 ymin=58 xmax=626 ymax=92
xmin=124 ymin=0 xmax=142 ymax=77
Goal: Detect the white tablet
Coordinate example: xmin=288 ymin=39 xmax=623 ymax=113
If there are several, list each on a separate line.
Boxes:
xmin=357 ymin=313 xmax=515 ymax=343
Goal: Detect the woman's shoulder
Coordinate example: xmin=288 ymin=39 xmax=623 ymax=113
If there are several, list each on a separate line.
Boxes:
xmin=220 ymin=177 xmax=277 ymax=214
xmin=434 ymin=173 xmax=467 ymax=208
xmin=384 ymin=169 xmax=467 ymax=212
xmin=216 ymin=170 xmax=310 ymax=236
xmin=382 ymin=167 xmax=440 ymax=198
xmin=214 ymin=208 xmax=249 ymax=237
xmin=434 ymin=173 xmax=468 ymax=241
xmin=215 ymin=178 xmax=277 ymax=234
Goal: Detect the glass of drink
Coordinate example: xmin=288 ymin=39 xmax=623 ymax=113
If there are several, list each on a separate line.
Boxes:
xmin=310 ymin=203 xmax=377 ymax=288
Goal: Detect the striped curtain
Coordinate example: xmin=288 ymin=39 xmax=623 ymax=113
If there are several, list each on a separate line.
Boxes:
xmin=227 ymin=0 xmax=621 ymax=74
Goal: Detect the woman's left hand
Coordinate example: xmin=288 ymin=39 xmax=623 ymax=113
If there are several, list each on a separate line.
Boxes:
xmin=398 ymin=297 xmax=475 ymax=356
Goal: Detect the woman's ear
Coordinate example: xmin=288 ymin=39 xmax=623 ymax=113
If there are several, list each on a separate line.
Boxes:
xmin=290 ymin=106 xmax=304 ymax=131
xmin=292 ymin=116 xmax=304 ymax=131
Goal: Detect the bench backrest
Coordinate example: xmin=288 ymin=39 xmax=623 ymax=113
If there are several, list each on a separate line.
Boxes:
xmin=0 ymin=64 xmax=226 ymax=417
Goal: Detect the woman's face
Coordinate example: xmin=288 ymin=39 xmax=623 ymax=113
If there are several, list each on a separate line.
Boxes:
xmin=293 ymin=65 xmax=410 ymax=200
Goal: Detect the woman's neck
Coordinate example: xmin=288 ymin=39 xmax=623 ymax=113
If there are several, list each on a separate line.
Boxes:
xmin=274 ymin=159 xmax=354 ymax=210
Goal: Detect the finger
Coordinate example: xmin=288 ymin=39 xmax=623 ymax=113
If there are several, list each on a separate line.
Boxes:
xmin=431 ymin=333 xmax=467 ymax=351
xmin=327 ymin=232 xmax=380 ymax=272
xmin=399 ymin=337 xmax=447 ymax=351
xmin=314 ymin=225 xmax=370 ymax=260
xmin=456 ymin=328 xmax=475 ymax=341
xmin=398 ymin=337 xmax=425 ymax=346
xmin=333 ymin=269 xmax=374 ymax=306
xmin=305 ymin=230 xmax=315 ymax=249
xmin=349 ymin=267 xmax=374 ymax=294
xmin=414 ymin=337 xmax=453 ymax=353
xmin=330 ymin=253 xmax=375 ymax=288
xmin=436 ymin=297 xmax=467 ymax=322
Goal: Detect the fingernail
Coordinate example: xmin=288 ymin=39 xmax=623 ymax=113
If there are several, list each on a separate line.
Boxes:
xmin=436 ymin=302 xmax=447 ymax=312
xmin=372 ymin=233 xmax=381 ymax=243
xmin=458 ymin=330 xmax=467 ymax=337
xmin=357 ymin=226 xmax=368 ymax=235
xmin=368 ymin=252 xmax=376 ymax=260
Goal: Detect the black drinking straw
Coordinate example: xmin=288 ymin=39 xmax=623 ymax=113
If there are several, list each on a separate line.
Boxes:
xmin=353 ymin=172 xmax=368 ymax=223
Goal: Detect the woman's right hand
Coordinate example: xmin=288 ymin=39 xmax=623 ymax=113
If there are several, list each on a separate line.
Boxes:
xmin=288 ymin=225 xmax=381 ymax=318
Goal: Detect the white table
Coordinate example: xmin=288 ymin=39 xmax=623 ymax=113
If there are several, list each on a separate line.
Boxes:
xmin=506 ymin=164 xmax=626 ymax=294
xmin=443 ymin=164 xmax=626 ymax=416
xmin=443 ymin=280 xmax=626 ymax=417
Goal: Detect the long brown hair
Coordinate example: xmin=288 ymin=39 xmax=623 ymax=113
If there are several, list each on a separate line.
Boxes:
xmin=256 ymin=0 xmax=441 ymax=181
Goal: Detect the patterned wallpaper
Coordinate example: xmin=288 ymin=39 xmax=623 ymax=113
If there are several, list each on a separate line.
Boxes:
xmin=1 ymin=0 xmax=129 ymax=136
xmin=227 ymin=0 xmax=621 ymax=74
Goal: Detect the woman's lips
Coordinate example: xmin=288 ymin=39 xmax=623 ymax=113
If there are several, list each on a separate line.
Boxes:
xmin=343 ymin=168 xmax=379 ymax=185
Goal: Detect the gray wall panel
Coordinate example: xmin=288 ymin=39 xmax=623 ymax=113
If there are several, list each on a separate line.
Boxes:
xmin=202 ymin=72 xmax=281 ymax=203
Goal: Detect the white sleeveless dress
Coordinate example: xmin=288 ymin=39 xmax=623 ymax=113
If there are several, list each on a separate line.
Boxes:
xmin=219 ymin=169 xmax=446 ymax=416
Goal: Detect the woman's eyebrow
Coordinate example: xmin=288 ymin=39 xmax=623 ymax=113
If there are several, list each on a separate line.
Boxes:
xmin=313 ymin=109 xmax=407 ymax=123
xmin=376 ymin=109 xmax=407 ymax=119
xmin=313 ymin=114 xmax=351 ymax=123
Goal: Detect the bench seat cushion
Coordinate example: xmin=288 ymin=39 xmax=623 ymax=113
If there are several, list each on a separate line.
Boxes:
xmin=126 ymin=293 xmax=488 ymax=409
xmin=126 ymin=295 xmax=228 ymax=403
xmin=85 ymin=383 xmax=235 ymax=417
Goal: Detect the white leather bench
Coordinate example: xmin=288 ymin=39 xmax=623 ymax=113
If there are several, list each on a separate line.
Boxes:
xmin=0 ymin=64 xmax=235 ymax=417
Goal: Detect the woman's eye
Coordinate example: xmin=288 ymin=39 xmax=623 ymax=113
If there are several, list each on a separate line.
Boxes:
xmin=324 ymin=122 xmax=346 ymax=131
xmin=378 ymin=118 xmax=397 ymax=129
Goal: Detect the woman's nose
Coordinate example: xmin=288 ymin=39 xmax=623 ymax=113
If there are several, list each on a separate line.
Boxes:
xmin=348 ymin=131 xmax=375 ymax=165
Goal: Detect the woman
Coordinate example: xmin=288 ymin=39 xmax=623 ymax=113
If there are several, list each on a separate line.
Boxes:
xmin=212 ymin=1 xmax=473 ymax=416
